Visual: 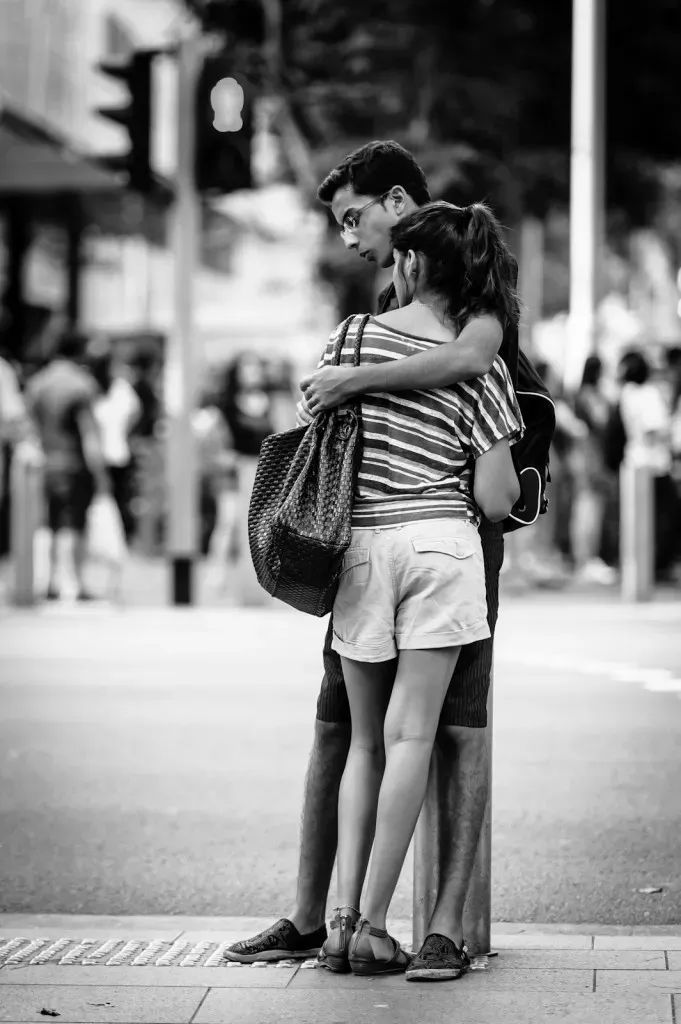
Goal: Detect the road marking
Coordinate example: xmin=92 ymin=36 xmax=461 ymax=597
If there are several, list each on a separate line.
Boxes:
xmin=497 ymin=652 xmax=681 ymax=697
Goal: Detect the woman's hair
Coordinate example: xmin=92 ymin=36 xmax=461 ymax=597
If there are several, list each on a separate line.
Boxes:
xmin=580 ymin=354 xmax=602 ymax=388
xmin=619 ymin=349 xmax=649 ymax=385
xmin=390 ymin=201 xmax=520 ymax=333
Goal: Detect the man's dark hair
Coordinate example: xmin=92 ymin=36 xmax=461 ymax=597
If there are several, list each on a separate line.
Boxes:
xmin=55 ymin=330 xmax=89 ymax=362
xmin=317 ymin=140 xmax=431 ymax=206
xmin=580 ymin=354 xmax=603 ymax=388
xmin=619 ymin=349 xmax=650 ymax=386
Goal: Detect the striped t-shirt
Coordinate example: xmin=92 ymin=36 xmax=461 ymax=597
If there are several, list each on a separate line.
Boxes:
xmin=320 ymin=314 xmax=524 ymax=528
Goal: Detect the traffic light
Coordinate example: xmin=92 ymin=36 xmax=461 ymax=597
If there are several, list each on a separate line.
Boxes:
xmin=195 ymin=55 xmax=253 ymax=194
xmin=97 ymin=51 xmax=155 ymax=193
xmin=187 ymin=0 xmax=265 ymax=42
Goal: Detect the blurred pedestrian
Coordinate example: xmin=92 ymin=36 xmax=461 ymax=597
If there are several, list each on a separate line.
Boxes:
xmin=192 ymin=387 xmax=239 ymax=585
xmin=568 ymin=355 xmax=617 ymax=584
xmin=667 ymin=347 xmax=681 ymax=483
xmin=25 ymin=330 xmax=108 ymax=601
xmin=618 ymin=349 xmax=678 ymax=582
xmin=88 ymin=343 xmax=142 ymax=542
xmin=220 ymin=353 xmax=274 ymax=457
xmin=0 ymin=341 xmax=30 ymax=540
xmin=219 ymin=353 xmax=275 ymax=603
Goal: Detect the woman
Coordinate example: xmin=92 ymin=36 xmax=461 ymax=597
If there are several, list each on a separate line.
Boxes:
xmin=219 ymin=353 xmax=275 ymax=603
xmin=569 ymin=355 xmax=617 ymax=584
xmin=88 ymin=344 xmax=141 ymax=542
xmin=192 ymin=386 xmax=239 ymax=587
xmin=314 ymin=202 xmax=523 ymax=976
xmin=618 ymin=349 xmax=677 ymax=582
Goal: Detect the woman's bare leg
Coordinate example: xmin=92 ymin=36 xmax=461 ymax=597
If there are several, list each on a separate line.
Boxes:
xmin=336 ymin=656 xmax=395 ymax=914
xmin=361 ymin=647 xmax=460 ymax=950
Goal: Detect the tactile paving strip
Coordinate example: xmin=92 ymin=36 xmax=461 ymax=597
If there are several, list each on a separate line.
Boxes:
xmin=0 ymin=937 xmax=490 ymax=970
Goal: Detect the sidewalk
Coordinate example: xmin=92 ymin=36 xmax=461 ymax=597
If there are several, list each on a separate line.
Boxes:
xmin=0 ymin=916 xmax=679 ymax=1023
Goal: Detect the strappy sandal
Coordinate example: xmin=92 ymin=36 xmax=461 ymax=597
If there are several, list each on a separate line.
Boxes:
xmin=317 ymin=907 xmax=359 ymax=973
xmin=348 ymin=918 xmax=411 ymax=976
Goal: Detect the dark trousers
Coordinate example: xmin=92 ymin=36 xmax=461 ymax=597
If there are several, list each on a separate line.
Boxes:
xmin=108 ymin=463 xmax=135 ymax=542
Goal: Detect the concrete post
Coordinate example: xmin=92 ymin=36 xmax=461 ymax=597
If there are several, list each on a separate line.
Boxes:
xmin=620 ymin=461 xmax=655 ymax=602
xmin=10 ymin=443 xmax=44 ymax=607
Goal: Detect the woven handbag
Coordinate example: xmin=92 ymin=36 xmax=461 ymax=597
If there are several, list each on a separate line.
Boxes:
xmin=248 ymin=313 xmax=369 ymax=616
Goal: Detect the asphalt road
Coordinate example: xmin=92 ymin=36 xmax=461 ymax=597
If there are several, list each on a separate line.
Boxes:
xmin=0 ymin=594 xmax=680 ymax=926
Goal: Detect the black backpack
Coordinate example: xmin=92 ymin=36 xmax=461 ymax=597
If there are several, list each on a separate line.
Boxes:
xmin=503 ymin=349 xmax=556 ymax=533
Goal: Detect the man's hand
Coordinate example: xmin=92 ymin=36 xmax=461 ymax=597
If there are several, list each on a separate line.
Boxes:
xmin=299 ymin=366 xmax=357 ymax=414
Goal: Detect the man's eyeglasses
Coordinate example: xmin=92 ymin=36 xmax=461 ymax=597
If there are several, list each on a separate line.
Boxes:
xmin=340 ymin=191 xmax=392 ymax=236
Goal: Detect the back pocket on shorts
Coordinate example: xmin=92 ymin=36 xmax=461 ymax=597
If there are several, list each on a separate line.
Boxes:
xmin=411 ymin=536 xmax=477 ymax=562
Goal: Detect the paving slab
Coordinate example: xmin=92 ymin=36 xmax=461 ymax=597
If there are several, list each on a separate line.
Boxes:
xmin=667 ymin=953 xmax=681 ymax=970
xmin=0 ymin=964 xmax=298 ymax=987
xmin=0 ymin=917 xmax=191 ymax=936
xmin=194 ymin=988 xmax=673 ymax=1024
xmin=288 ymin=967 xmax=594 ymax=992
xmin=489 ymin=932 xmax=593 ymax=949
xmin=596 ymin=971 xmax=681 ymax=995
xmin=594 ymin=936 xmax=681 ymax=950
xmin=0 ymin=929 xmax=182 ymax=942
xmin=486 ymin=949 xmax=666 ymax=970
xmin=0 ymin=985 xmax=206 ymax=1023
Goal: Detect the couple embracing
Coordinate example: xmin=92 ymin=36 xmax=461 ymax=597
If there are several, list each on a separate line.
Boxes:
xmin=226 ymin=141 xmax=525 ymax=981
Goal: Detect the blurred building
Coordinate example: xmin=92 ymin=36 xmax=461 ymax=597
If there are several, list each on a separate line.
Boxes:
xmin=0 ymin=0 xmax=331 ymax=384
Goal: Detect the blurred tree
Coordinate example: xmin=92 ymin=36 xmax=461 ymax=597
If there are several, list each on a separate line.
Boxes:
xmin=184 ymin=0 xmax=681 ymax=304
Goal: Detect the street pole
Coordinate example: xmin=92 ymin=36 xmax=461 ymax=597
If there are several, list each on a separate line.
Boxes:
xmin=566 ymin=0 xmax=606 ymax=391
xmin=413 ymin=675 xmax=494 ymax=957
xmin=519 ymin=216 xmax=544 ymax=359
xmin=165 ymin=28 xmax=201 ymax=605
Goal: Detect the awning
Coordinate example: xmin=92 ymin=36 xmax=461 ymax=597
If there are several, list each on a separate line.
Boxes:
xmin=0 ymin=101 xmax=124 ymax=195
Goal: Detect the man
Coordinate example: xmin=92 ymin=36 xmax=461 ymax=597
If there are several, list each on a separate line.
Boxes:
xmin=26 ymin=330 xmax=108 ymax=601
xmin=226 ymin=141 xmax=517 ymax=980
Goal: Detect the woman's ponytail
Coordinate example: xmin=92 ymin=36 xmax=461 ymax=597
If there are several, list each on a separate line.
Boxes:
xmin=389 ymin=199 xmax=520 ymax=333
xmin=457 ymin=203 xmax=520 ymax=333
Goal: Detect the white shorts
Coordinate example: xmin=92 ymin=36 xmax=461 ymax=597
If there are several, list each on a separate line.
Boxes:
xmin=331 ymin=518 xmax=491 ymax=663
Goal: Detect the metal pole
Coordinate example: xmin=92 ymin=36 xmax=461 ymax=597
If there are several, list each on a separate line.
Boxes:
xmin=566 ymin=0 xmax=606 ymax=391
xmin=462 ymin=676 xmax=493 ymax=956
xmin=413 ymin=672 xmax=494 ymax=957
xmin=518 ymin=217 xmax=544 ymax=359
xmin=165 ymin=29 xmax=201 ymax=605
xmin=620 ymin=461 xmax=654 ymax=602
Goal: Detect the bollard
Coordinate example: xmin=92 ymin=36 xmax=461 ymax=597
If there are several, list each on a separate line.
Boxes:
xmin=413 ymin=672 xmax=494 ymax=957
xmin=620 ymin=460 xmax=654 ymax=602
xmin=10 ymin=443 xmax=44 ymax=607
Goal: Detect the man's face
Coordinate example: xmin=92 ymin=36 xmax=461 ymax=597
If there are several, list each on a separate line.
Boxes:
xmin=330 ymin=186 xmax=400 ymax=269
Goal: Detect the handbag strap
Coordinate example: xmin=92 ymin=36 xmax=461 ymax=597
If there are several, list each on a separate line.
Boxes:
xmin=331 ymin=313 xmax=371 ymax=367
xmin=352 ymin=314 xmax=371 ymax=367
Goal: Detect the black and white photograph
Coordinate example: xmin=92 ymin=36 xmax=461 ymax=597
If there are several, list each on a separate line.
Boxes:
xmin=0 ymin=1 xmax=680 ymax=1022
